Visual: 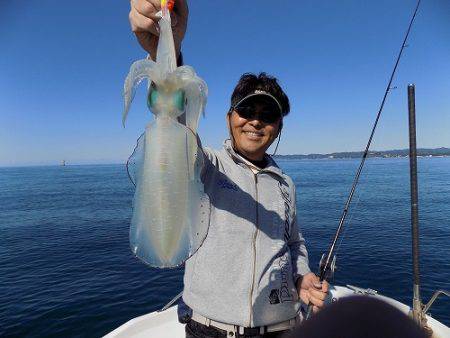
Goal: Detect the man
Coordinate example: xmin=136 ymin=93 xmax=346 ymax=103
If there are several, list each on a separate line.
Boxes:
xmin=129 ymin=1 xmax=328 ymax=337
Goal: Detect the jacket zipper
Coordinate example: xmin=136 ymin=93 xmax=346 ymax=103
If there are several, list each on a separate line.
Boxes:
xmin=248 ymin=173 xmax=259 ymax=327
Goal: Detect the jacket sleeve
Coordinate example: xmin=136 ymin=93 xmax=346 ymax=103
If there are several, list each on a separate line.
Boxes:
xmin=196 ymin=136 xmax=219 ymax=183
xmin=288 ymin=184 xmax=311 ymax=282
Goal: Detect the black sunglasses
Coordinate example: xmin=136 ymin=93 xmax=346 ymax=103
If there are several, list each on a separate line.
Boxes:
xmin=234 ymin=105 xmax=281 ymax=124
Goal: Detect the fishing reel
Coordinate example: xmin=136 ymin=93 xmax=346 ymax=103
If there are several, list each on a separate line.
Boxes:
xmin=319 ymin=253 xmax=337 ymax=280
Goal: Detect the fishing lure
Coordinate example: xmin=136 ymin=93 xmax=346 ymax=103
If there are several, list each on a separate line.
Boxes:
xmin=123 ymin=0 xmax=209 ymax=268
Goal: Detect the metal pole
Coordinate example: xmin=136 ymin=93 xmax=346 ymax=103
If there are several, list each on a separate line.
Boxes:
xmin=408 ymin=84 xmax=422 ymax=324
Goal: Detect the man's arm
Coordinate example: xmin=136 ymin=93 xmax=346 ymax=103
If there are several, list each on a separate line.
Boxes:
xmin=129 ymin=0 xmax=188 ymax=61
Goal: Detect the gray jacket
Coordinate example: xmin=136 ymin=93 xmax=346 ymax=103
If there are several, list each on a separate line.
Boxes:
xmin=183 ymin=139 xmax=311 ymax=328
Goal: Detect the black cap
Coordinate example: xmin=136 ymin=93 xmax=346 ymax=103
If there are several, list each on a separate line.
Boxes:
xmin=232 ymin=89 xmax=283 ymax=115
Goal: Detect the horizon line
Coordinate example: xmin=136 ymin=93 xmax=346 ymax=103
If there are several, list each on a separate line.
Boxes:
xmin=1 ymin=147 xmax=449 ymax=168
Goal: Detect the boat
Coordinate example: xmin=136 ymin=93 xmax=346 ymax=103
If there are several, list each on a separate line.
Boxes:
xmin=105 ymin=285 xmax=449 ymax=338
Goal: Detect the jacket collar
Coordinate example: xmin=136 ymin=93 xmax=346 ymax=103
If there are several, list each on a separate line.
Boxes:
xmin=223 ymin=139 xmax=284 ymax=178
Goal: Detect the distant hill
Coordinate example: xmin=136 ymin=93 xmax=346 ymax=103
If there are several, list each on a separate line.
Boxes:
xmin=275 ymin=147 xmax=450 ymax=159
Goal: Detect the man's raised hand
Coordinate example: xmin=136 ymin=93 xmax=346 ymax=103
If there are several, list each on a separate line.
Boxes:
xmin=129 ymin=0 xmax=188 ymax=60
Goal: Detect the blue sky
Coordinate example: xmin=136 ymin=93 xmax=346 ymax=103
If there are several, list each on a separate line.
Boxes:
xmin=1 ymin=0 xmax=449 ymax=166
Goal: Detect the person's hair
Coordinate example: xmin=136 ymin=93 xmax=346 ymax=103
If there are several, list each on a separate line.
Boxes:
xmin=230 ymin=72 xmax=290 ymax=117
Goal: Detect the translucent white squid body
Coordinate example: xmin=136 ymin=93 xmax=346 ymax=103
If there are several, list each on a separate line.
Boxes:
xmin=122 ymin=6 xmax=209 ymax=268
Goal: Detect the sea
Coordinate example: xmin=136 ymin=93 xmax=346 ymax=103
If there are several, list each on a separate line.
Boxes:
xmin=1 ymin=158 xmax=449 ymax=337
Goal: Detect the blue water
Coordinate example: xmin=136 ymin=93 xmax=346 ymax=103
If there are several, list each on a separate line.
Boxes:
xmin=1 ymin=158 xmax=449 ymax=337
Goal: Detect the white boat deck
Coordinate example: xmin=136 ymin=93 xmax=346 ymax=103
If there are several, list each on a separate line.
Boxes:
xmin=105 ymin=305 xmax=184 ymax=338
xmin=105 ymin=285 xmax=449 ymax=338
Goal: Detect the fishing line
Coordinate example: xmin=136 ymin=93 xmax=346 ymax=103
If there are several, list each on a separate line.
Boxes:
xmin=335 ymin=154 xmax=378 ymax=256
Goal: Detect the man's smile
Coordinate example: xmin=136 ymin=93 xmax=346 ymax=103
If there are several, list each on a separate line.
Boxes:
xmin=243 ymin=130 xmax=264 ymax=140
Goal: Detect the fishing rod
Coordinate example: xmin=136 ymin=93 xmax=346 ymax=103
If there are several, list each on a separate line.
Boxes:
xmin=305 ymin=0 xmax=422 ymax=319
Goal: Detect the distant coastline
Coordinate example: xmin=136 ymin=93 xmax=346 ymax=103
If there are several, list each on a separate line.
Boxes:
xmin=2 ymin=148 xmax=450 ymax=168
xmin=275 ymin=147 xmax=450 ymax=159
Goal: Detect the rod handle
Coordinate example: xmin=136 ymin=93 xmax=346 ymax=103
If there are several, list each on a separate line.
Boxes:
xmin=305 ymin=303 xmax=314 ymax=319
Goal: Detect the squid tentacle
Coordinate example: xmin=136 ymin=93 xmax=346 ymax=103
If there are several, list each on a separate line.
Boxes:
xmin=123 ymin=59 xmax=159 ymax=126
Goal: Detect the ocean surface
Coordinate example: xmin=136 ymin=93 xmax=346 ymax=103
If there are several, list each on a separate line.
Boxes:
xmin=1 ymin=158 xmax=449 ymax=337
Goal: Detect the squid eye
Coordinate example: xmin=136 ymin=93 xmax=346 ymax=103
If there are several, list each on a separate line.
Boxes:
xmin=147 ymin=86 xmax=159 ymax=109
xmin=173 ymin=90 xmax=185 ymax=111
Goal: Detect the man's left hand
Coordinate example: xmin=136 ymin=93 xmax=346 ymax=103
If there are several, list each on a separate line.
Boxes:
xmin=296 ymin=272 xmax=329 ymax=313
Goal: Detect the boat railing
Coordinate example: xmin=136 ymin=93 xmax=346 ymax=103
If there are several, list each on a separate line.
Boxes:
xmin=159 ymin=291 xmax=183 ymax=312
xmin=422 ymin=289 xmax=450 ymax=315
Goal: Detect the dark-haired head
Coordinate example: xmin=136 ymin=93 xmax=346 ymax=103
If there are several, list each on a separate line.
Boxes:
xmin=225 ymin=72 xmax=288 ymax=163
xmin=230 ymin=72 xmax=290 ymax=117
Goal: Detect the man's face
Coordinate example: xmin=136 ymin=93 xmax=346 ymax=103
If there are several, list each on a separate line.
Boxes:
xmin=228 ymin=97 xmax=281 ymax=161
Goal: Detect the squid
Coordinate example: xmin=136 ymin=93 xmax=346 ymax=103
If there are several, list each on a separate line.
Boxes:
xmin=123 ymin=0 xmax=209 ymax=268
